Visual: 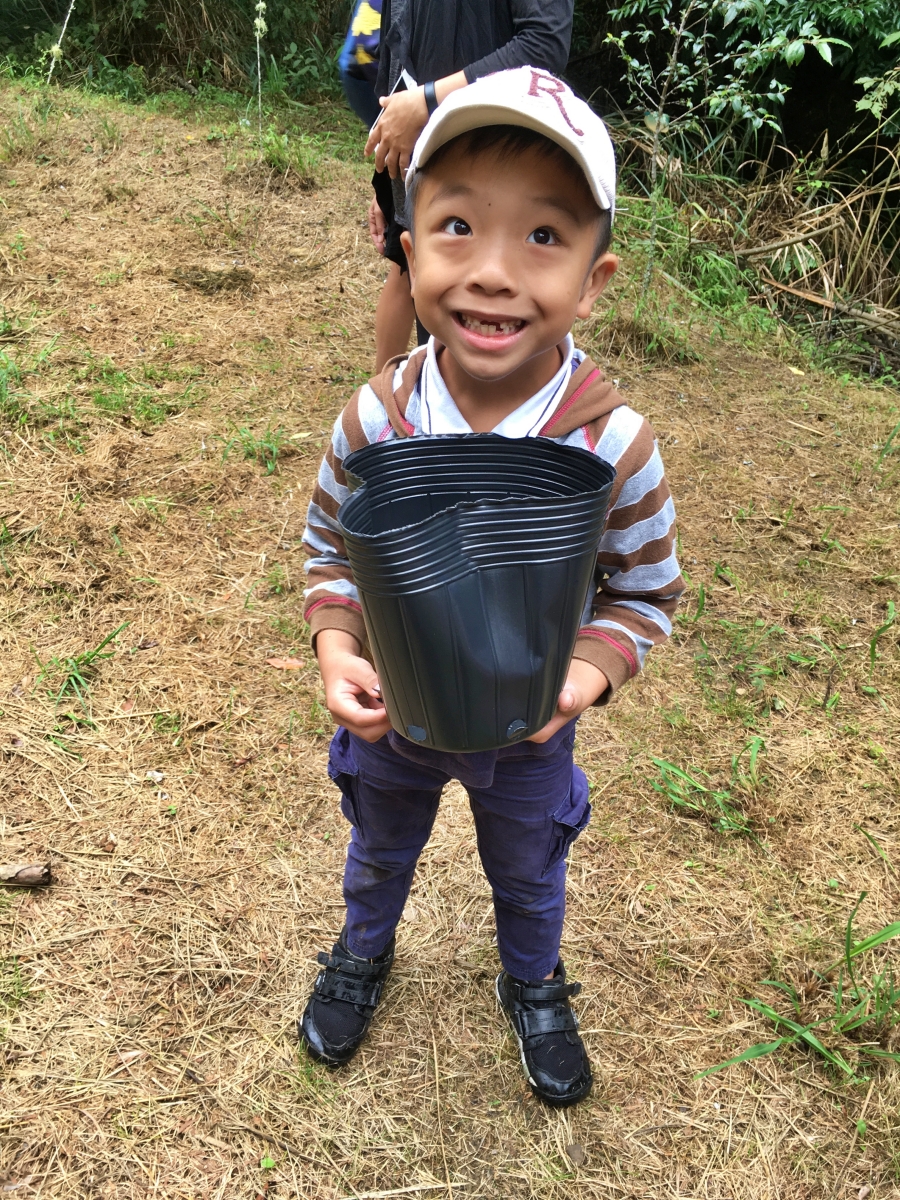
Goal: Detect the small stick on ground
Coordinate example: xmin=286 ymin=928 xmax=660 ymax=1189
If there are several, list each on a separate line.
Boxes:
xmin=421 ymin=978 xmax=453 ymax=1199
xmin=0 ymin=862 xmax=51 ymax=887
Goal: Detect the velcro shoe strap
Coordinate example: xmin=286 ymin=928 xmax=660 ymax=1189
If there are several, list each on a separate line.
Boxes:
xmin=316 ymin=950 xmax=388 ymax=978
xmin=314 ymin=969 xmax=384 ymax=1009
xmin=514 ymin=1005 xmax=578 ymax=1040
xmin=513 ymin=980 xmax=581 ymax=1004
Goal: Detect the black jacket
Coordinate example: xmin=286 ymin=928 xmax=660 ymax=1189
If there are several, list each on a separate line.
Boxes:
xmin=375 ymin=0 xmax=573 ymax=96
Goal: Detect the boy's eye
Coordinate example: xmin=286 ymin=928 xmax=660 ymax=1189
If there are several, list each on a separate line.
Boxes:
xmin=441 ymin=217 xmax=472 ymax=237
xmin=527 ymin=227 xmax=558 ymax=246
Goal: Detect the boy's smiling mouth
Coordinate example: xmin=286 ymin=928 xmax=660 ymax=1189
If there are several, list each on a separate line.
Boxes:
xmin=456 ymin=311 xmax=527 ymax=338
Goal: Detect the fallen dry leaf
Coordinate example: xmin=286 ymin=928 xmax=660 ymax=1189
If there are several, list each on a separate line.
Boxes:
xmin=136 ymin=637 xmax=159 ymax=650
xmin=116 ymin=1049 xmax=144 ymax=1065
xmin=566 ymin=1143 xmax=586 ymax=1166
xmin=1 ymin=1176 xmax=34 ymax=1193
xmin=266 ymin=656 xmax=305 ymax=670
xmin=98 ymin=832 xmax=118 ymax=853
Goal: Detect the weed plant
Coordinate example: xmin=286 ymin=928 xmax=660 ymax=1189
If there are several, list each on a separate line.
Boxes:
xmin=0 ymin=97 xmax=62 ymax=163
xmin=223 ymin=424 xmax=287 ymax=474
xmin=703 ymin=894 xmax=900 ymax=1080
xmin=0 ymin=340 xmax=74 ymax=437
xmin=89 ymin=358 xmax=197 ymax=426
xmin=0 ymin=957 xmax=30 ymax=1012
xmin=181 ymin=198 xmax=261 ymax=249
xmin=652 ymin=736 xmax=765 ymax=839
xmin=261 ymin=124 xmax=316 ymax=184
xmin=32 ymin=622 xmax=129 ymax=709
xmin=0 ymin=341 xmax=199 ymax=444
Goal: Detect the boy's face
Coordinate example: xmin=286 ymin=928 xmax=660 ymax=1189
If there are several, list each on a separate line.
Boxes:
xmin=401 ymin=141 xmax=617 ymax=388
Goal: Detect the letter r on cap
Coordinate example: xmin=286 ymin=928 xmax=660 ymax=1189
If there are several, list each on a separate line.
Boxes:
xmin=527 ymin=71 xmax=584 ymax=137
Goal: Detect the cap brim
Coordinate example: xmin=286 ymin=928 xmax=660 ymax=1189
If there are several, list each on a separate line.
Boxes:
xmin=411 ymin=100 xmax=611 ymax=212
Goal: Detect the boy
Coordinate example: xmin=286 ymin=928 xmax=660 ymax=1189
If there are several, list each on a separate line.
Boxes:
xmin=300 ymin=67 xmax=682 ymax=1107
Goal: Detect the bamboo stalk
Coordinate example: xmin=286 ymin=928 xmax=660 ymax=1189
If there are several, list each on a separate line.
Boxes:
xmin=760 ymin=275 xmax=900 ymax=335
xmin=735 ymin=222 xmax=842 ymax=257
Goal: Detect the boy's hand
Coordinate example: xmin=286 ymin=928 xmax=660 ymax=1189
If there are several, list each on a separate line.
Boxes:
xmin=317 ymin=629 xmax=391 ymax=742
xmin=528 ymin=659 xmax=608 ymax=744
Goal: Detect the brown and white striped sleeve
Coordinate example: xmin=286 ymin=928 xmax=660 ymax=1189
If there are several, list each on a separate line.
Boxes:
xmin=572 ymin=408 xmax=683 ymax=701
xmin=302 ymin=383 xmax=394 ymax=650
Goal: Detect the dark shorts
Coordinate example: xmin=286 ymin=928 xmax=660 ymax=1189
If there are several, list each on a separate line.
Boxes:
xmin=372 ymin=167 xmax=409 ymax=273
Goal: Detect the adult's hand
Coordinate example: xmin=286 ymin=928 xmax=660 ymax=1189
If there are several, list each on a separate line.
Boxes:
xmin=365 ymin=71 xmax=469 ymax=179
xmin=527 ymin=658 xmax=608 ymax=744
xmin=368 ymin=193 xmax=386 ymax=254
xmin=317 ymin=628 xmax=392 ymax=742
xmin=365 ymin=87 xmax=429 ymax=178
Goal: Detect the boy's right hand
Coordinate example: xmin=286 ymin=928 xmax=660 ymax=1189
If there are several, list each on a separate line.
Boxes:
xmin=317 ymin=629 xmax=391 ymax=742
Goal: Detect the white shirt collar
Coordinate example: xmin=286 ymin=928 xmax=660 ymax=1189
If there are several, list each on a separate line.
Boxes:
xmin=417 ymin=335 xmax=578 ymax=438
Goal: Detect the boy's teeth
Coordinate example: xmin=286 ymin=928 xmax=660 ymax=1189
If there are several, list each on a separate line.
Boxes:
xmin=461 ymin=313 xmax=522 ymax=335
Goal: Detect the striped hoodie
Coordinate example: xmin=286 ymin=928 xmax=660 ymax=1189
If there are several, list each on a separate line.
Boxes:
xmin=303 ymin=343 xmax=683 ymax=702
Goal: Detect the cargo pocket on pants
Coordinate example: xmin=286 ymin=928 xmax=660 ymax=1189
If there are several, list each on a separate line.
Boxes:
xmin=542 ymin=788 xmax=591 ymax=878
xmin=327 ymin=727 xmax=363 ymax=835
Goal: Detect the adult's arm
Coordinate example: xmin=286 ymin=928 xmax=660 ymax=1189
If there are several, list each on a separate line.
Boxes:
xmin=367 ymin=0 xmax=574 ymax=177
xmin=464 ymin=0 xmax=573 ymax=82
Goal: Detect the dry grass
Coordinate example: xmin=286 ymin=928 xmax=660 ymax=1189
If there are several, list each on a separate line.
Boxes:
xmin=1 ymin=80 xmax=899 ymax=1198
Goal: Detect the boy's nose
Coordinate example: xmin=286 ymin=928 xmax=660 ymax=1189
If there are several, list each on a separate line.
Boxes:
xmin=466 ymin=239 xmax=519 ymax=295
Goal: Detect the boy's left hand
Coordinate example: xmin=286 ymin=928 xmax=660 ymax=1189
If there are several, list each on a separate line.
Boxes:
xmin=527 ymin=658 xmax=608 ymax=743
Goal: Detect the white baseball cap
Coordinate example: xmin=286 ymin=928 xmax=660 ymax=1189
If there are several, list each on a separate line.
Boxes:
xmin=406 ymin=66 xmax=616 ymax=218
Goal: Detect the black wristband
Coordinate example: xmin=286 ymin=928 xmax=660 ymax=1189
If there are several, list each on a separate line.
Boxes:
xmin=423 ymin=81 xmax=438 ymax=117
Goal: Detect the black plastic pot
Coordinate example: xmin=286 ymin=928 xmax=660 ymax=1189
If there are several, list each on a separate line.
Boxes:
xmin=339 ymin=434 xmax=615 ymax=752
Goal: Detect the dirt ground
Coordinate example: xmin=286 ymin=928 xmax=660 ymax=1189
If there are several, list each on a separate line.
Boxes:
xmin=1 ymin=80 xmax=899 ymax=1199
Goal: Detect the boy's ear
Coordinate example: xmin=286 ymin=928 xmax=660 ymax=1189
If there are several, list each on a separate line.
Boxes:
xmin=576 ymin=252 xmax=618 ymax=320
xmin=399 ymin=229 xmax=416 ymax=295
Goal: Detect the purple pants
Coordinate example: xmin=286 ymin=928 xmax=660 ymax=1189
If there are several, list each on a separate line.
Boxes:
xmin=327 ymin=721 xmax=590 ymax=981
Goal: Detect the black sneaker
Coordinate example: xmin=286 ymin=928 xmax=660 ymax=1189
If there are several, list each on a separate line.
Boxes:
xmin=496 ymin=963 xmax=593 ymax=1107
xmin=299 ymin=929 xmax=395 ymax=1066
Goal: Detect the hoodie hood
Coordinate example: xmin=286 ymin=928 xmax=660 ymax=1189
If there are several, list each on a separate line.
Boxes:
xmin=369 ymin=343 xmax=629 ymax=441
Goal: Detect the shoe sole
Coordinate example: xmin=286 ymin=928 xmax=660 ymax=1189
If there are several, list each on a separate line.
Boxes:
xmin=495 ymin=974 xmax=593 ymax=1109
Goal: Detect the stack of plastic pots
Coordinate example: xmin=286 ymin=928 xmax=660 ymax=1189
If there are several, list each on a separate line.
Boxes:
xmin=338 ymin=434 xmax=616 ymax=752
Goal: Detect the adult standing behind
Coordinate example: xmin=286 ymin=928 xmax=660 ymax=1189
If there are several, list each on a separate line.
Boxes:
xmin=366 ymin=0 xmax=574 ymax=369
